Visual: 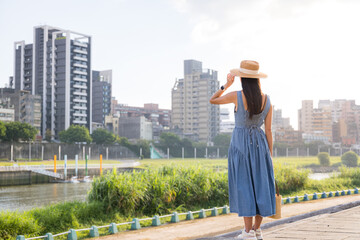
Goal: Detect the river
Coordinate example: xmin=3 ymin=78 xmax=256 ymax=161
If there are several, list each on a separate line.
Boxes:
xmin=0 ymin=182 xmax=92 ymax=212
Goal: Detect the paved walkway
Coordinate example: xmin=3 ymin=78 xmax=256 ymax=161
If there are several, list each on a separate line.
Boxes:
xmin=99 ymin=195 xmax=360 ymax=240
xmin=262 ymin=205 xmax=360 ymax=240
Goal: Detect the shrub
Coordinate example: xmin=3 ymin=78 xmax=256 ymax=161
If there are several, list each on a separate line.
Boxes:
xmin=0 ymin=211 xmax=41 ymax=240
xmin=341 ymin=151 xmax=358 ymax=167
xmin=317 ymin=152 xmax=330 ymax=167
xmin=338 ymin=166 xmax=360 ymax=186
xmin=273 ymin=164 xmax=309 ymax=194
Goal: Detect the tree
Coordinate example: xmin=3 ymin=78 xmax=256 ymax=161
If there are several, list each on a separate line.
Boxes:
xmin=159 ymin=132 xmax=182 ymax=149
xmin=0 ymin=121 xmax=6 ymax=140
xmin=91 ymin=128 xmax=116 ymax=144
xmin=59 ymin=125 xmax=92 ymax=144
xmin=213 ymin=134 xmax=231 ymax=147
xmin=2 ymin=122 xmax=37 ymax=142
xmin=45 ymin=129 xmax=52 ymax=142
xmin=21 ymin=123 xmax=38 ymax=141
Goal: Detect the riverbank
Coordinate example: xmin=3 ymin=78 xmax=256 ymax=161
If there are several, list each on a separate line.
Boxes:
xmin=2 ymin=158 xmax=359 ymax=239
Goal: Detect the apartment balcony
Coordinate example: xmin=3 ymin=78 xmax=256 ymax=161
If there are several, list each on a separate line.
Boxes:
xmin=73 ymin=41 xmax=88 ymax=48
xmin=73 ymin=91 xmax=87 ymax=96
xmin=73 ymin=63 xmax=88 ymax=69
xmin=73 ymin=105 xmax=87 ymax=110
xmin=73 ymin=70 xmax=87 ymax=76
xmin=73 ymin=119 xmax=87 ymax=124
xmin=73 ymin=112 xmax=87 ymax=117
xmin=73 ymin=77 xmax=87 ymax=82
xmin=73 ymin=84 xmax=87 ymax=89
xmin=73 ymin=48 xmax=88 ymax=55
xmin=73 ymin=98 xmax=87 ymax=103
xmin=73 ymin=56 xmax=88 ymax=62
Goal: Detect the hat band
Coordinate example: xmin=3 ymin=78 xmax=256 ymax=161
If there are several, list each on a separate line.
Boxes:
xmin=239 ymin=67 xmax=259 ymax=75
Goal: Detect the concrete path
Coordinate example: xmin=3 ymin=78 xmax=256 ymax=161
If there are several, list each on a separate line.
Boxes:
xmin=99 ymin=195 xmax=360 ymax=240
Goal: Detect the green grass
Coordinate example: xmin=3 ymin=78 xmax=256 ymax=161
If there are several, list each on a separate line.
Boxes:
xmin=138 ymin=156 xmax=343 ymax=169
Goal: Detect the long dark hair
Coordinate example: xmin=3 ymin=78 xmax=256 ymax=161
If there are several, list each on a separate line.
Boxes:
xmin=241 ymin=77 xmax=262 ymax=119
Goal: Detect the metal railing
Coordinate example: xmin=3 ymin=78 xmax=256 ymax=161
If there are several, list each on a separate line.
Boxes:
xmin=16 ymin=205 xmax=230 ymax=240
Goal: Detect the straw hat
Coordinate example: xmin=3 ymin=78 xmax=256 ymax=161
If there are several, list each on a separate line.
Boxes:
xmin=230 ymin=60 xmax=267 ymax=78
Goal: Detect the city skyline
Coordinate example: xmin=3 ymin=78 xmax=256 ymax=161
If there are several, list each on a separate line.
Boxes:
xmin=2 ymin=0 xmax=360 ymax=130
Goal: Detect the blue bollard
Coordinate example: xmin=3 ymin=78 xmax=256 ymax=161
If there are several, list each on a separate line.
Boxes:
xmin=131 ymin=218 xmax=141 ymax=230
xmin=152 ymin=215 xmax=161 ymax=226
xmin=341 ymin=190 xmax=346 ymax=196
xmin=222 ymin=205 xmax=230 ymax=214
xmin=199 ymin=209 xmax=206 ymax=218
xmin=45 ymin=233 xmax=54 ymax=240
xmin=328 ymin=191 xmax=333 ymax=197
xmin=303 ymin=194 xmax=309 ymax=201
xmin=354 ymin=188 xmax=359 ymax=194
xmin=16 ymin=236 xmax=25 ymax=240
xmin=211 ymin=207 xmax=218 ymax=216
xmin=321 ymin=192 xmax=327 ymax=199
xmin=335 ymin=190 xmax=340 ymax=196
xmin=294 ymin=196 xmax=299 ymax=203
xmin=347 ymin=189 xmax=351 ymax=195
xmin=286 ymin=197 xmax=291 ymax=204
xmin=90 ymin=226 xmax=99 ymax=237
xmin=109 ymin=223 xmax=118 ymax=234
xmin=186 ymin=211 xmax=194 ymax=220
xmin=313 ymin=193 xmax=318 ymax=200
xmin=67 ymin=229 xmax=77 ymax=240
xmin=171 ymin=212 xmax=179 ymax=223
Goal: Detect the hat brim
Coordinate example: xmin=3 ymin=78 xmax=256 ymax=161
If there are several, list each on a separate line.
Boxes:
xmin=230 ymin=68 xmax=267 ymax=78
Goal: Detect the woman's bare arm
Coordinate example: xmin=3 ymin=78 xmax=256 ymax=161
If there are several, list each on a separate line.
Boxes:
xmin=209 ymin=73 xmax=237 ymax=106
xmin=264 ymin=105 xmax=273 ymax=156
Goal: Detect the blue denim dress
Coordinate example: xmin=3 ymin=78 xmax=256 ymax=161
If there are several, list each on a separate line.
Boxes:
xmin=228 ymin=91 xmax=276 ymax=217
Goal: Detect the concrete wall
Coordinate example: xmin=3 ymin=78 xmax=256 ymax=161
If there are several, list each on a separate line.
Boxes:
xmin=0 ymin=171 xmax=53 ymax=186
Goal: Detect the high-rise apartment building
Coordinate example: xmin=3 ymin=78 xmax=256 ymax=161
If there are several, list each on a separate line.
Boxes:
xmin=298 ymin=100 xmax=313 ymax=133
xmin=172 ymin=60 xmax=220 ymax=143
xmin=14 ymin=25 xmax=92 ymax=139
xmin=92 ymin=70 xmax=112 ymax=125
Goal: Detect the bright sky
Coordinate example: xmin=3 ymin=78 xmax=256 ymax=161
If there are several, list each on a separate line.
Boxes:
xmin=1 ymin=0 xmax=360 ymax=130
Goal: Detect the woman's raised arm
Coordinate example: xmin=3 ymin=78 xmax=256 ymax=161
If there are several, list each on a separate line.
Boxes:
xmin=209 ymin=73 xmax=237 ymax=105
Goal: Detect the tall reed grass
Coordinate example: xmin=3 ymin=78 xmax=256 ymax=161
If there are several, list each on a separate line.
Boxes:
xmin=87 ymin=165 xmax=228 ymax=216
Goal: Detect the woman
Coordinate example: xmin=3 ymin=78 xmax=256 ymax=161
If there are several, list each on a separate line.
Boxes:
xmin=209 ymin=60 xmax=275 ymax=240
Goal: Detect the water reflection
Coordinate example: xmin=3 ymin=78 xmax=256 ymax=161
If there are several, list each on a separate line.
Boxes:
xmin=0 ymin=182 xmax=92 ymax=212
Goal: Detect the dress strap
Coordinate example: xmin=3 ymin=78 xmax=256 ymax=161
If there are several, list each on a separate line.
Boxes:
xmin=263 ymin=95 xmax=271 ymax=116
xmin=235 ymin=91 xmax=244 ymax=113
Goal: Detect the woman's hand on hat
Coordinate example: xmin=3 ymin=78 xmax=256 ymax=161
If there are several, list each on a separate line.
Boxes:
xmin=225 ymin=73 xmax=235 ymax=89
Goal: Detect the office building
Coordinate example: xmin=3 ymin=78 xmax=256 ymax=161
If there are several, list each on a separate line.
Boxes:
xmin=172 ymin=60 xmax=220 ymax=143
xmin=113 ymin=103 xmax=171 ymax=140
xmin=273 ymin=107 xmax=291 ymax=131
xmin=92 ymin=70 xmax=112 ymax=125
xmin=118 ymin=116 xmax=152 ymax=141
xmin=14 ymin=25 xmax=92 ymax=139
